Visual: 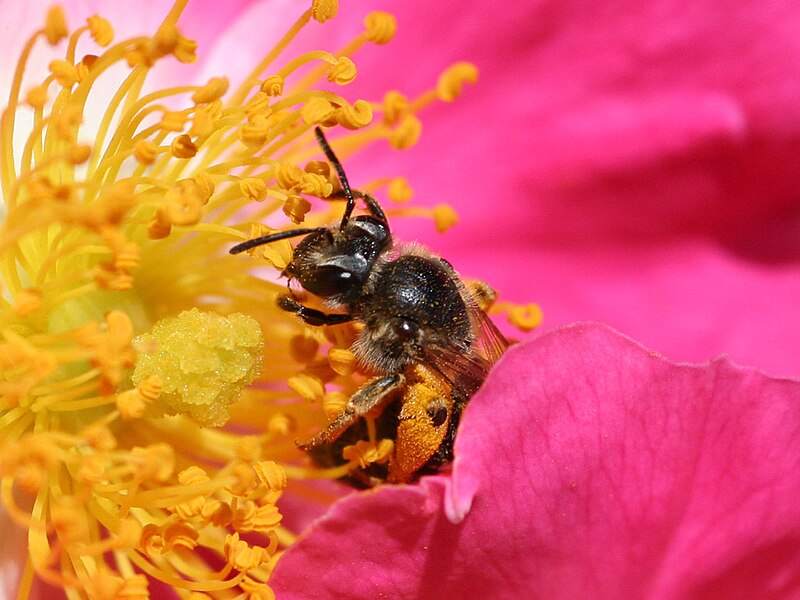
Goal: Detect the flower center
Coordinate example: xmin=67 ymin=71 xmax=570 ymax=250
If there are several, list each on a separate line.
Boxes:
xmin=0 ymin=0 xmax=536 ymax=597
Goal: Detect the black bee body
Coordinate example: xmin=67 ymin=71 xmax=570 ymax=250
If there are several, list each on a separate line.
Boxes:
xmin=231 ymin=127 xmax=506 ymax=485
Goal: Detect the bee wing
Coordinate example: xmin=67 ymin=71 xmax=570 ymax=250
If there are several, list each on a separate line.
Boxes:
xmin=420 ymin=309 xmax=507 ymax=400
xmin=468 ymin=304 xmax=509 ymax=364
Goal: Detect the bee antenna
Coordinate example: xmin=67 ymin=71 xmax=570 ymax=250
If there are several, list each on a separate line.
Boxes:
xmin=314 ymin=126 xmax=356 ymax=228
xmin=229 ymin=227 xmax=326 ymax=254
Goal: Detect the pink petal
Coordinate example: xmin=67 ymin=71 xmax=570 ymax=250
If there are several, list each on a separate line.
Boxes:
xmin=271 ymin=323 xmax=800 ymax=599
xmin=456 ymin=241 xmax=800 ymax=377
xmin=347 ymin=0 xmax=800 ymax=248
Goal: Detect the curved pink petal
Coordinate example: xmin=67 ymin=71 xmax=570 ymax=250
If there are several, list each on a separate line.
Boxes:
xmin=458 ymin=241 xmax=800 ymax=377
xmin=272 ymin=323 xmax=800 ymax=599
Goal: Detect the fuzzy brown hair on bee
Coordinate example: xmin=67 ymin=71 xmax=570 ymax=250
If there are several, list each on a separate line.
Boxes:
xmin=230 ymin=126 xmax=507 ymax=487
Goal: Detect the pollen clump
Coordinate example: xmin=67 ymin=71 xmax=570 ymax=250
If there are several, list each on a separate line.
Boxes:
xmin=132 ymin=309 xmax=263 ymax=426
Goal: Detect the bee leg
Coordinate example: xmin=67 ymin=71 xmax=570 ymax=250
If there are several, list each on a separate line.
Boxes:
xmin=298 ymin=373 xmax=405 ymax=450
xmin=278 ymin=295 xmax=353 ymax=326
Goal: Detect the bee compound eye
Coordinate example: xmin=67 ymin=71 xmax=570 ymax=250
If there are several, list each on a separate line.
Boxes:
xmin=427 ymin=405 xmax=449 ymax=428
xmin=304 ymin=265 xmax=355 ymax=297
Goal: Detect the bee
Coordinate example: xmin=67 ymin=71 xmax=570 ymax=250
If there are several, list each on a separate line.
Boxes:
xmin=230 ymin=127 xmax=507 ymax=486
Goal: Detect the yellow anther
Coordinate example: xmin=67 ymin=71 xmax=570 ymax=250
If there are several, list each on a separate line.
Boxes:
xmin=335 ymin=99 xmax=373 ymax=129
xmin=51 ymin=496 xmax=90 ymax=545
xmin=342 ymin=438 xmax=394 ymax=468
xmin=190 ymin=106 xmax=214 ymax=137
xmin=174 ymin=34 xmax=198 ymax=63
xmin=94 ymin=263 xmax=134 ymax=291
xmin=433 ymin=204 xmax=458 ymax=233
xmin=171 ymin=134 xmax=198 ymax=159
xmin=382 ymin=90 xmax=408 ymax=126
xmin=56 ymin=104 xmax=83 ymax=140
xmin=283 ymin=195 xmax=312 ymax=224
xmin=236 ymin=436 xmax=262 ymax=462
xmin=240 ymin=114 xmax=270 ymax=147
xmin=178 ymin=465 xmax=210 ymax=486
xmin=244 ymin=224 xmax=293 ymax=268
xmin=226 ymin=462 xmax=258 ymax=497
xmin=49 ymin=59 xmax=78 ymax=87
xmin=276 ymin=163 xmax=304 ymax=189
xmin=134 ymin=140 xmax=159 ymax=164
xmin=83 ymin=571 xmax=125 ymax=600
xmin=225 ymin=533 xmax=269 ymax=571
xmin=192 ymin=77 xmax=229 ymax=104
xmin=389 ymin=114 xmax=422 ymax=149
xmin=364 ymin=11 xmax=396 ymax=45
xmin=25 ymin=85 xmax=48 ymax=109
xmin=508 ymin=303 xmax=543 ymax=331
xmin=119 ymin=576 xmax=149 ymax=599
xmin=131 ymin=443 xmax=175 ymax=482
xmin=267 ymin=413 xmax=295 ymax=437
xmin=113 ymin=241 xmax=139 ymax=270
xmin=297 ymin=171 xmax=333 ymax=197
xmin=15 ymin=462 xmax=46 ymax=494
xmin=116 ymin=389 xmax=147 ymax=420
xmin=322 ymin=391 xmax=348 ymax=420
xmin=13 ymin=288 xmax=42 ymax=317
xmin=160 ymin=110 xmax=187 ymax=132
xmin=436 ymin=62 xmax=479 ymax=102
xmin=87 ymin=15 xmax=114 ymax=46
xmin=80 ymin=53 xmax=98 ymax=70
xmin=287 ymin=373 xmax=325 ymax=402
xmin=114 ymin=518 xmax=143 ymax=548
xmin=290 ymin=335 xmax=319 ymax=363
xmin=246 ymin=92 xmax=272 ymax=116
xmin=301 ymin=97 xmax=337 ymax=125
xmin=240 ymin=178 xmax=268 ymax=202
xmin=164 ymin=522 xmax=199 ymax=550
xmin=45 ymin=6 xmax=68 ymax=45
xmin=81 ymin=424 xmax=117 ymax=451
xmin=253 ymin=460 xmax=287 ymax=491
xmin=141 ymin=524 xmax=165 ymax=559
xmin=74 ymin=60 xmax=90 ymax=83
xmin=194 ymin=172 xmax=216 ymax=201
xmin=241 ymin=578 xmax=277 ymax=600
xmin=328 ymin=347 xmax=357 ymax=376
xmin=304 ymin=159 xmax=333 ymax=179
xmin=153 ymin=24 xmax=178 ymax=56
xmin=138 ymin=375 xmax=163 ymax=401
xmin=311 ymin=0 xmax=338 ymax=23
xmin=202 ymin=500 xmax=234 ymax=527
xmin=235 ymin=502 xmax=282 ymax=533
xmin=260 ymin=76 xmax=284 ymax=97
xmin=68 ymin=143 xmax=92 ymax=164
xmin=468 ymin=280 xmax=498 ymax=311
xmin=388 ymin=177 xmax=413 ymax=202
xmin=77 ymin=455 xmax=107 ymax=484
xmin=147 ymin=216 xmax=172 ymax=239
xmin=327 ymin=56 xmax=357 ymax=85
